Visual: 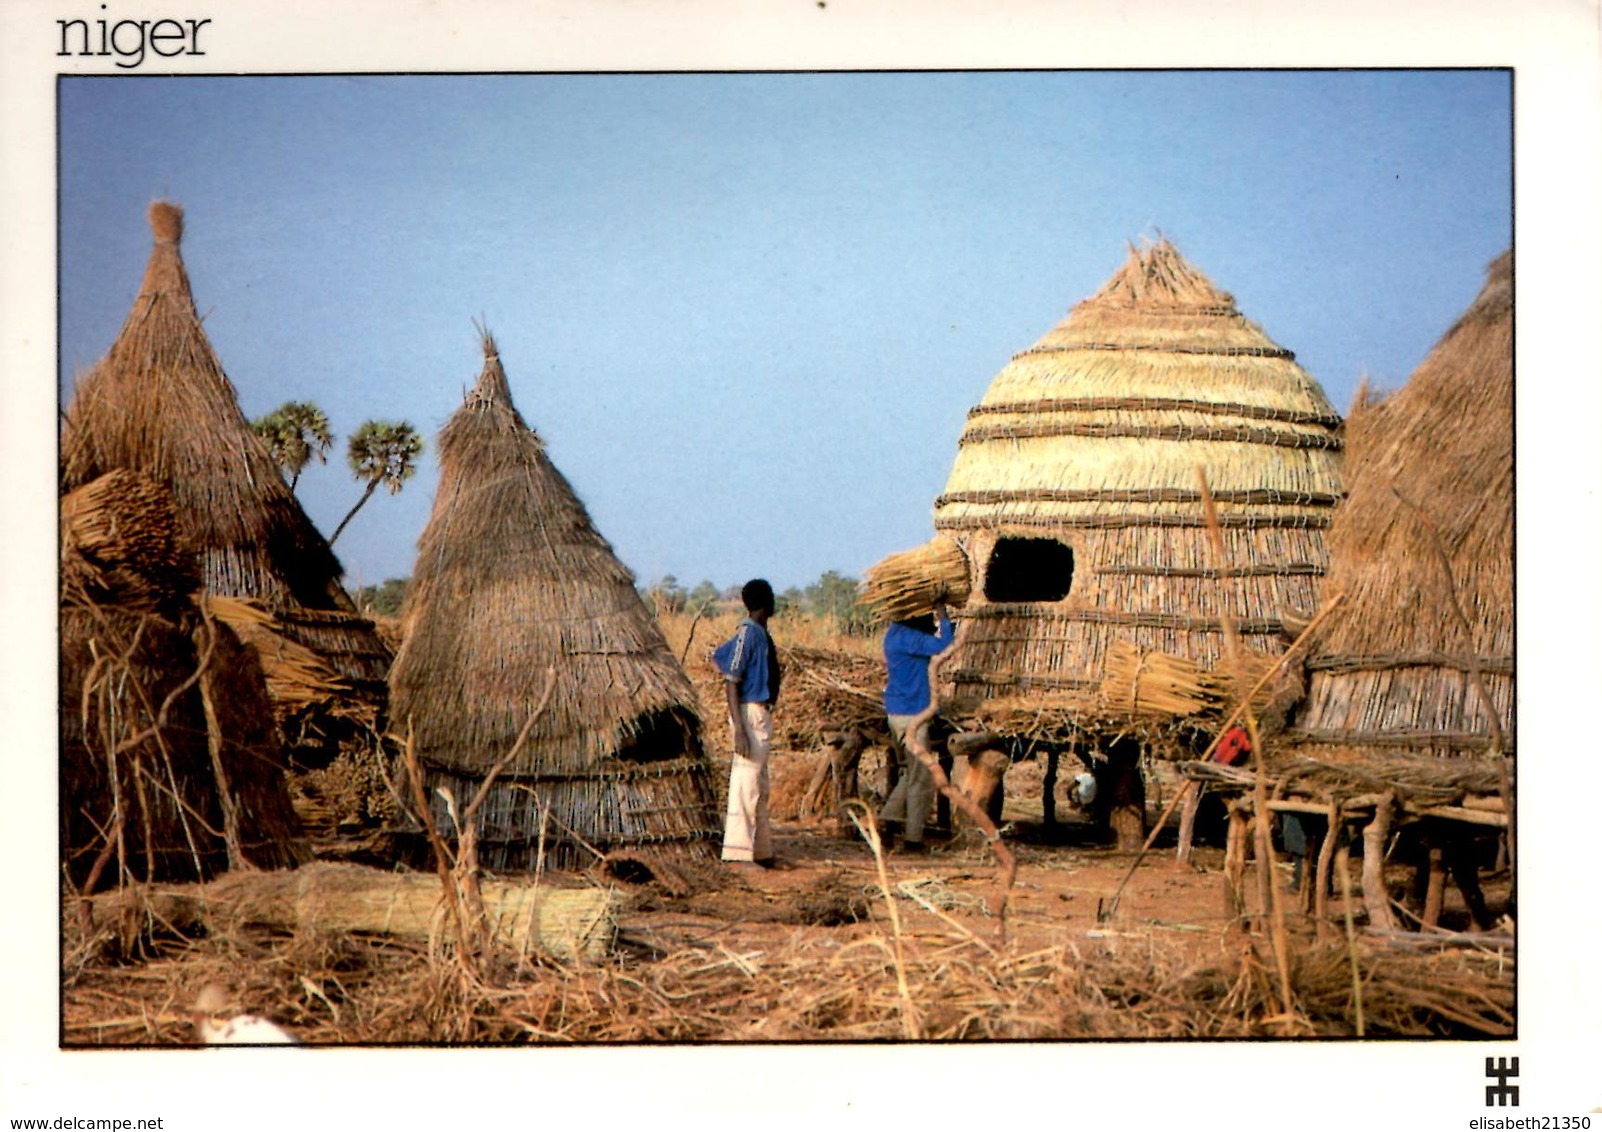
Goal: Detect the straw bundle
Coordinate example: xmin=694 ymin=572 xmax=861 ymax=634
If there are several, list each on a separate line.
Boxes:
xmin=389 ymin=333 xmax=720 ymax=870
xmin=58 ymin=201 xmax=390 ymax=704
xmin=1099 ymin=641 xmax=1278 ymax=720
xmin=860 ymin=535 xmax=971 ymax=622
xmin=1279 ymin=251 xmax=1512 ymax=773
xmin=60 ymin=469 xmax=195 ymax=608
xmin=932 ymin=238 xmax=1342 ymax=721
xmin=1100 ymin=642 xmax=1219 ymax=718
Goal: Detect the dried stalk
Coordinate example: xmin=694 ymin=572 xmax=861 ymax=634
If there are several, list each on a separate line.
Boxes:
xmin=844 ymin=802 xmax=921 ymax=1040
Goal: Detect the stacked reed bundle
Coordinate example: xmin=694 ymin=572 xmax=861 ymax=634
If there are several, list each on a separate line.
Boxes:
xmin=389 ymin=333 xmax=720 ymax=871
xmin=1275 ymin=251 xmax=1513 ymax=780
xmin=859 ymin=535 xmax=971 ymax=622
xmin=60 ymin=469 xmax=195 ymax=609
xmin=58 ymin=201 xmax=391 ymax=715
xmin=1099 ymin=641 xmax=1278 ymax=720
xmin=932 ymin=238 xmax=1342 ymax=723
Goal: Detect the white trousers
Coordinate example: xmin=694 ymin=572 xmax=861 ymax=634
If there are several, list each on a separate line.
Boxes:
xmin=721 ymin=702 xmax=774 ymax=861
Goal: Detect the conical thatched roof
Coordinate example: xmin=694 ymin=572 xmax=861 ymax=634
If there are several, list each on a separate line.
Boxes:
xmin=389 ymin=334 xmax=719 ymax=869
xmin=59 ymin=202 xmax=390 ymax=699
xmin=1279 ymin=250 xmax=1512 ymax=780
xmin=935 ymin=238 xmax=1344 ymax=709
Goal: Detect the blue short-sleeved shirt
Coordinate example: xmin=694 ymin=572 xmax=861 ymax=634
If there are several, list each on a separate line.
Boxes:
xmin=714 ymin=618 xmax=780 ymax=705
xmin=882 ymin=611 xmax=954 ymax=716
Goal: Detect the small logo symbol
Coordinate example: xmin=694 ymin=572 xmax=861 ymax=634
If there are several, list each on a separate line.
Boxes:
xmin=1485 ymin=1056 xmax=1520 ymax=1107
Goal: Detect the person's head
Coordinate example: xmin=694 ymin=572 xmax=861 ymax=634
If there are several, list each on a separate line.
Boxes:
xmin=741 ymin=578 xmax=775 ymax=617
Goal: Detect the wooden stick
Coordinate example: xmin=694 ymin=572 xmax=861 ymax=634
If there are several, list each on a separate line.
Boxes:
xmin=1339 ymin=839 xmax=1365 ymax=1037
xmin=1313 ymin=799 xmax=1340 ymax=940
xmin=1223 ymin=802 xmax=1249 ymax=925
xmin=1175 ymin=784 xmax=1202 ymax=866
xmin=1361 ymin=791 xmax=1398 ymax=931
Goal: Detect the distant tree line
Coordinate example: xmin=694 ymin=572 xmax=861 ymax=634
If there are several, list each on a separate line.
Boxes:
xmin=354 ymin=572 xmax=873 ymax=631
xmin=640 ymin=570 xmax=874 ymax=635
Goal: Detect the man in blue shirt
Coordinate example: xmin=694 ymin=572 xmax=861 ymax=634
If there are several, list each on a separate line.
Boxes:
xmin=713 ymin=579 xmax=782 ymax=867
xmin=878 ymin=602 xmax=954 ymax=853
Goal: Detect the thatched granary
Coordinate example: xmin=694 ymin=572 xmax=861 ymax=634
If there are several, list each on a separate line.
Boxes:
xmin=1276 ymin=250 xmax=1513 ymax=785
xmin=388 ymin=334 xmax=721 ymax=871
xmin=935 ymin=238 xmax=1344 ymax=710
xmin=60 ymin=471 xmax=308 ymax=890
xmin=59 ymin=202 xmax=390 ymax=751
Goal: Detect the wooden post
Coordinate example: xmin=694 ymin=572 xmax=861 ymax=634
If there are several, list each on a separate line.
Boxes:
xmin=1421 ymin=845 xmax=1447 ymax=928
xmin=1224 ymin=801 xmax=1250 ymax=925
xmin=1041 ymin=746 xmax=1060 ymax=828
xmin=1176 ymin=785 xmax=1202 ymax=866
xmin=1361 ymin=791 xmax=1398 ymax=931
xmin=1098 ymin=750 xmax=1146 ymax=852
xmin=1313 ymin=800 xmax=1341 ymax=940
xmin=1333 ymin=839 xmax=1352 ymax=923
xmin=822 ymin=729 xmax=867 ymax=839
xmin=1448 ymin=836 xmax=1496 ymax=930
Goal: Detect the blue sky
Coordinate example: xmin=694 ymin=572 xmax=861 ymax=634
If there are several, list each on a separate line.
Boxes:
xmin=58 ymin=70 xmax=1512 ymax=592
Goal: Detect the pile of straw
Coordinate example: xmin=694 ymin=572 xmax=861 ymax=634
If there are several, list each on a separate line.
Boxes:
xmin=860 ymin=536 xmax=971 ymax=622
xmin=778 ymin=643 xmax=890 ymax=743
xmin=60 ymin=597 xmax=309 ymax=891
xmin=63 ymin=902 xmax=1512 ymax=1043
xmin=205 ymin=596 xmax=358 ymax=714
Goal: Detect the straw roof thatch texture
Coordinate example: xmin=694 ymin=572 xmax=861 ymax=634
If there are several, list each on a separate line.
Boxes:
xmin=389 ymin=335 xmax=720 ymax=870
xmin=59 ymin=202 xmax=390 ymax=728
xmin=1276 ymin=251 xmax=1512 ymax=785
xmin=934 ymin=239 xmax=1343 ymax=715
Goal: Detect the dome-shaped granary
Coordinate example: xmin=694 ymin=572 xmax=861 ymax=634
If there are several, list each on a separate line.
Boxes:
xmin=935 ymin=238 xmax=1344 ymax=705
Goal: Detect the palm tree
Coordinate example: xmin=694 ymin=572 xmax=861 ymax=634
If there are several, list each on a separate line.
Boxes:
xmin=251 ymin=401 xmax=333 ymax=491
xmin=329 ymin=420 xmax=423 ymax=545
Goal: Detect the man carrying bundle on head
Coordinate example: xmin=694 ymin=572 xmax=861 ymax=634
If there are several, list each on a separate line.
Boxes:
xmin=878 ymin=600 xmax=955 ymax=855
xmin=714 ymin=579 xmax=782 ymax=869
